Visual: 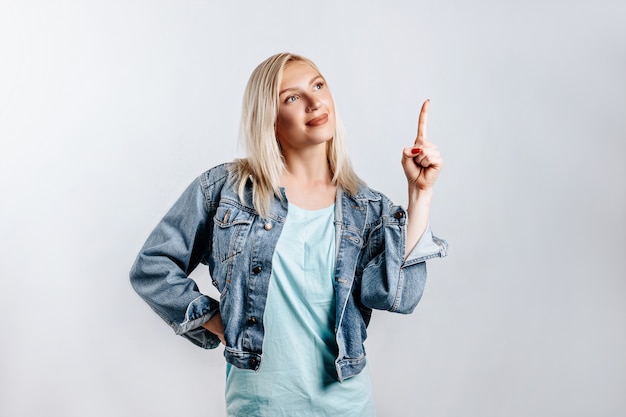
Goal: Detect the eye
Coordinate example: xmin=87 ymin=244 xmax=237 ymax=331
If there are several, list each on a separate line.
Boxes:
xmin=313 ymin=82 xmax=324 ymax=90
xmin=285 ymin=95 xmax=298 ymax=103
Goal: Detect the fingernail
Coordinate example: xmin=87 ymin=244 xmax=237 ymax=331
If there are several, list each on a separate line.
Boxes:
xmin=411 ymin=148 xmax=421 ymax=155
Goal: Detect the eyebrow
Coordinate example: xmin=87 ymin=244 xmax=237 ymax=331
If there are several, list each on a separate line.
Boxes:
xmin=279 ymin=75 xmax=323 ymax=96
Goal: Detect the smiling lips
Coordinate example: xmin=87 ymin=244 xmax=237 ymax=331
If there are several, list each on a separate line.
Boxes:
xmin=306 ymin=114 xmax=328 ymax=127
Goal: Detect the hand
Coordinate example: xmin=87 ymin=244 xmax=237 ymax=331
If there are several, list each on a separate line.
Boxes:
xmin=401 ymin=100 xmax=443 ymax=192
xmin=202 ymin=312 xmax=226 ymax=345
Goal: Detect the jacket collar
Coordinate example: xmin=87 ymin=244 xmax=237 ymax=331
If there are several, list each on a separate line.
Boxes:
xmin=340 ymin=184 xmax=381 ymax=204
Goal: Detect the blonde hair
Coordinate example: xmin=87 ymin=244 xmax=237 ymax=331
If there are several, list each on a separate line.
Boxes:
xmin=232 ymin=52 xmax=362 ymax=218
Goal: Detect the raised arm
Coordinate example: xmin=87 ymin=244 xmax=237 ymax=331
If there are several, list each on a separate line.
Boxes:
xmin=401 ymin=99 xmax=444 ymax=257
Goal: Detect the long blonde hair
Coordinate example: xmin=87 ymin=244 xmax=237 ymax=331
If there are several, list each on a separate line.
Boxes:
xmin=232 ymin=52 xmax=362 ymax=218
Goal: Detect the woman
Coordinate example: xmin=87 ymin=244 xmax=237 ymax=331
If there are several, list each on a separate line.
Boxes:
xmin=130 ymin=52 xmax=447 ymax=416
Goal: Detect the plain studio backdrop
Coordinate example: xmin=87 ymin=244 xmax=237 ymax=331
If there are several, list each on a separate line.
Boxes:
xmin=0 ymin=1 xmax=624 ymax=416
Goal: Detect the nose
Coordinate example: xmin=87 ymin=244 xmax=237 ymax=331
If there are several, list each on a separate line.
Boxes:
xmin=305 ymin=96 xmax=321 ymax=112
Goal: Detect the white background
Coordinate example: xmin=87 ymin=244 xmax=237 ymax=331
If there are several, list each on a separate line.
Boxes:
xmin=1 ymin=1 xmax=624 ymax=416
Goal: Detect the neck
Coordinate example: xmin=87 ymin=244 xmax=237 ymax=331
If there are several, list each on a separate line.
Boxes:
xmin=279 ymin=145 xmax=337 ymax=210
xmin=281 ymin=146 xmax=331 ymax=185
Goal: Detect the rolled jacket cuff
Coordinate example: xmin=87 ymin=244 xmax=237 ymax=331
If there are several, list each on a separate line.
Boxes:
xmin=176 ymin=294 xmax=220 ymax=335
xmin=404 ymin=223 xmax=448 ymax=265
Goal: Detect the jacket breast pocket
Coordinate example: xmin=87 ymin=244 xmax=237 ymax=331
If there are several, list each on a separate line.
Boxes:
xmin=213 ymin=204 xmax=254 ymax=263
xmin=364 ymin=221 xmax=384 ymax=262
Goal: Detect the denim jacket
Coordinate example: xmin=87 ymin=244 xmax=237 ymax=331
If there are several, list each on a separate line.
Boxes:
xmin=130 ymin=163 xmax=447 ymax=382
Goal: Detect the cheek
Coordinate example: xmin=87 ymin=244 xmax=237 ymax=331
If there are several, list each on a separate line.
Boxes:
xmin=275 ymin=113 xmax=295 ymax=139
xmin=277 ymin=110 xmax=298 ymax=129
xmin=323 ymin=94 xmax=335 ymax=114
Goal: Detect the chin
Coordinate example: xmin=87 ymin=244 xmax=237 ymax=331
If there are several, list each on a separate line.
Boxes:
xmin=314 ymin=126 xmax=335 ymax=142
xmin=314 ymin=134 xmax=334 ymax=145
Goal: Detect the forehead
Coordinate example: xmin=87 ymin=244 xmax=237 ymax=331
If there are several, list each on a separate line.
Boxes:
xmin=280 ymin=61 xmax=322 ymax=86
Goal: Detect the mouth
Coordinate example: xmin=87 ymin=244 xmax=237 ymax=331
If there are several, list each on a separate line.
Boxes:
xmin=306 ymin=114 xmax=329 ymax=127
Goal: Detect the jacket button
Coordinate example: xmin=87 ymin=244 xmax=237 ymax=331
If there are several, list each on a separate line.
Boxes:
xmin=248 ymin=316 xmax=257 ymax=324
xmin=264 ymin=222 xmax=272 ymax=231
xmin=252 ymin=266 xmax=262 ymax=274
xmin=394 ymin=211 xmax=404 ymax=219
xmin=249 ymin=358 xmax=258 ymax=367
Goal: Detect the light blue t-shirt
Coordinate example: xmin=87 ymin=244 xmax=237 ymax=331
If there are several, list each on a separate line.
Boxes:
xmin=225 ymin=203 xmax=376 ymax=417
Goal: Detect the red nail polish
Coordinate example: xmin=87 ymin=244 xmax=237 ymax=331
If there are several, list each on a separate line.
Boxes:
xmin=411 ymin=148 xmax=421 ymax=154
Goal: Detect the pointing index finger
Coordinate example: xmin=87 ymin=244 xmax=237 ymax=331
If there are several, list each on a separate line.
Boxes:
xmin=415 ymin=99 xmax=430 ymax=145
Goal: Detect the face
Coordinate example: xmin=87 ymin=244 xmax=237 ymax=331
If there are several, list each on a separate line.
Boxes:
xmin=275 ymin=61 xmax=336 ymax=152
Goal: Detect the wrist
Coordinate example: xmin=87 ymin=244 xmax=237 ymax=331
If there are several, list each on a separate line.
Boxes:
xmin=408 ymin=186 xmax=433 ymax=203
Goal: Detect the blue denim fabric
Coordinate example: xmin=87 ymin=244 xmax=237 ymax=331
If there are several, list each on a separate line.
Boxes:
xmin=130 ymin=162 xmax=448 ymax=382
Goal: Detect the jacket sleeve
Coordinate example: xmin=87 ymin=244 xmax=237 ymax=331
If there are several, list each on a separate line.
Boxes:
xmin=360 ymin=201 xmax=448 ymax=314
xmin=129 ymin=176 xmax=221 ymax=349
